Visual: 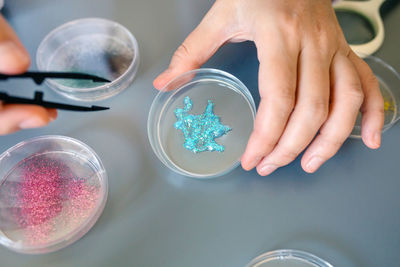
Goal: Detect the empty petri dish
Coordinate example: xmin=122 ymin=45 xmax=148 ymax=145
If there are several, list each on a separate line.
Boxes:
xmin=247 ymin=249 xmax=333 ymax=267
xmin=36 ymin=18 xmax=139 ymax=101
xmin=148 ymin=68 xmax=256 ymax=178
xmin=350 ymin=55 xmax=400 ymax=138
xmin=0 ymin=136 xmax=108 ymax=254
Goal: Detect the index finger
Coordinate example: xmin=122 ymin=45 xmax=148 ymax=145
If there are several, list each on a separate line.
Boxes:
xmin=0 ymin=15 xmax=30 ymax=74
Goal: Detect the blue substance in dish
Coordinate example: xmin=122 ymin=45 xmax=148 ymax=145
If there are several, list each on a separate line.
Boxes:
xmin=174 ymin=96 xmax=231 ymax=153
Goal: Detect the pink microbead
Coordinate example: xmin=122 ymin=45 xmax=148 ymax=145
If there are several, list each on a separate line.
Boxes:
xmin=11 ymin=155 xmax=100 ymax=244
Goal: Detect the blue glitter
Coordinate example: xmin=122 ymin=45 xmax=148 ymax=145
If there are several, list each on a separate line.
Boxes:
xmin=174 ymin=96 xmax=231 ymax=153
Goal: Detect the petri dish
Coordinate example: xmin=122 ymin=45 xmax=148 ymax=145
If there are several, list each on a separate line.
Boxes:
xmin=148 ymin=68 xmax=256 ymax=178
xmin=350 ymin=55 xmax=400 ymax=138
xmin=36 ymin=18 xmax=139 ymax=102
xmin=0 ymin=136 xmax=108 ymax=254
xmin=246 ymin=249 xmax=333 ymax=267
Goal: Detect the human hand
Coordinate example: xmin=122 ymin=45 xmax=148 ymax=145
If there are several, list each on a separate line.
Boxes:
xmin=153 ymin=0 xmax=384 ymax=175
xmin=0 ymin=14 xmax=57 ymax=135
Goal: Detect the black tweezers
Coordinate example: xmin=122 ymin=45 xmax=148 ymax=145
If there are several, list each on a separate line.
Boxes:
xmin=0 ymin=91 xmax=109 ymax=112
xmin=0 ymin=71 xmax=111 ymax=84
xmin=0 ymin=71 xmax=111 ymax=112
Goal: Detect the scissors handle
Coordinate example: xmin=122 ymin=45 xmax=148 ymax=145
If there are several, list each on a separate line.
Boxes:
xmin=333 ymin=0 xmax=385 ymax=56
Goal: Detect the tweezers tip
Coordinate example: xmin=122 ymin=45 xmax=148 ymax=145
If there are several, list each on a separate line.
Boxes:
xmin=91 ymin=106 xmax=110 ymax=111
xmin=92 ymin=76 xmax=112 ymax=83
xmin=98 ymin=78 xmax=112 ymax=83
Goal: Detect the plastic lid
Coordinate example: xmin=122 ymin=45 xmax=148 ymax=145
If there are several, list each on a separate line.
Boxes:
xmin=36 ymin=18 xmax=139 ymax=102
xmin=247 ymin=249 xmax=333 ymax=267
xmin=148 ymin=68 xmax=256 ymax=178
xmin=0 ymin=136 xmax=108 ymax=254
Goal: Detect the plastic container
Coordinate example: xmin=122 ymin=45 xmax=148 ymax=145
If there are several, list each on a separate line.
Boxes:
xmin=36 ymin=18 xmax=139 ymax=101
xmin=0 ymin=136 xmax=108 ymax=254
xmin=148 ymin=68 xmax=256 ymax=178
xmin=247 ymin=249 xmax=333 ymax=267
xmin=350 ymin=55 xmax=400 ymax=138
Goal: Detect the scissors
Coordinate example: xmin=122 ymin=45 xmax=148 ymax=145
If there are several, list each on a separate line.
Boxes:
xmin=333 ymin=0 xmax=385 ymax=56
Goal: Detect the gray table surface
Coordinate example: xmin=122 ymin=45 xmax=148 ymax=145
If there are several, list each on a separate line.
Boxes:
xmin=1 ymin=0 xmax=399 ymax=266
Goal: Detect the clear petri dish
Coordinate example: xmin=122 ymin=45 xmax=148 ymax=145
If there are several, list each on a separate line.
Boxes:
xmin=350 ymin=55 xmax=400 ymax=138
xmin=247 ymin=249 xmax=333 ymax=267
xmin=148 ymin=68 xmax=256 ymax=179
xmin=0 ymin=136 xmax=108 ymax=254
xmin=36 ymin=18 xmax=139 ymax=102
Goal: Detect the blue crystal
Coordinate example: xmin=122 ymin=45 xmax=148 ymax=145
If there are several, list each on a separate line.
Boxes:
xmin=174 ymin=96 xmax=231 ymax=153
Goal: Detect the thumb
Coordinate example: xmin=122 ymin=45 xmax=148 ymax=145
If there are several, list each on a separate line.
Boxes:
xmin=0 ymin=15 xmax=30 ymax=74
xmin=153 ymin=5 xmax=231 ymax=90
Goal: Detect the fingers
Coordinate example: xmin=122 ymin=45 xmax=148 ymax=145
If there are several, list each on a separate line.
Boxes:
xmin=256 ymin=47 xmax=331 ymax=176
xmin=0 ymin=104 xmax=57 ymax=135
xmin=0 ymin=15 xmax=55 ymax=135
xmin=348 ymin=51 xmax=384 ymax=149
xmin=301 ymin=52 xmax=364 ymax=173
xmin=241 ymin=38 xmax=298 ymax=170
xmin=153 ymin=3 xmax=232 ymax=90
xmin=0 ymin=15 xmax=30 ymax=74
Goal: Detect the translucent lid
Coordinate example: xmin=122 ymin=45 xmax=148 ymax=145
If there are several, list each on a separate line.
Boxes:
xmin=148 ymin=68 xmax=256 ymax=178
xmin=0 ymin=136 xmax=108 ymax=254
xmin=247 ymin=249 xmax=333 ymax=267
xmin=36 ymin=18 xmax=139 ymax=102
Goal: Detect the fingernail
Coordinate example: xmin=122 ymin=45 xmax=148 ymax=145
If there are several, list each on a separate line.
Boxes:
xmin=306 ymin=156 xmax=324 ymax=173
xmin=0 ymin=41 xmax=29 ymax=69
xmin=373 ymin=131 xmax=381 ymax=147
xmin=250 ymin=156 xmax=262 ymax=168
xmin=154 ymin=73 xmax=167 ymax=89
xmin=155 ymin=68 xmax=171 ymax=81
xmin=161 ymin=68 xmax=172 ymax=75
xmin=48 ymin=109 xmax=58 ymax=121
xmin=19 ymin=118 xmax=44 ymax=129
xmin=259 ymin=164 xmax=277 ymax=176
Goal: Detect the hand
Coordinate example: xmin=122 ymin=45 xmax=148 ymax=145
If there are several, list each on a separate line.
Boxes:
xmin=0 ymin=15 xmax=57 ymax=135
xmin=153 ymin=0 xmax=384 ymax=175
